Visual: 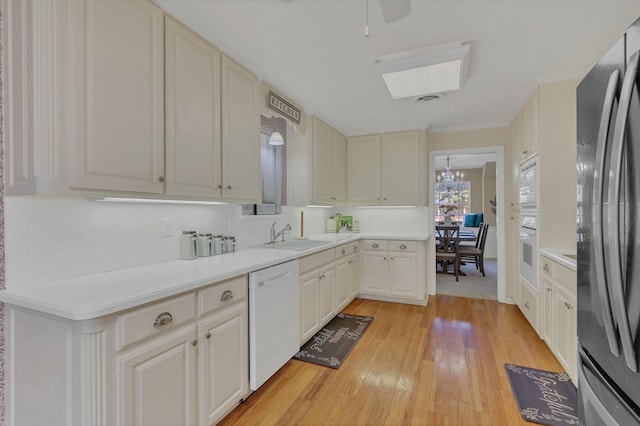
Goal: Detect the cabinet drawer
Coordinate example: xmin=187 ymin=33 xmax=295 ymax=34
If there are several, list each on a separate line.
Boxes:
xmin=117 ymin=293 xmax=196 ymax=350
xmin=541 ymin=257 xmax=554 ymax=279
xmin=389 ymin=240 xmax=416 ymax=252
xmin=555 ymin=264 xmax=577 ymax=293
xmin=363 ymin=240 xmax=388 ymax=251
xmin=519 ymin=281 xmax=539 ymax=333
xmin=299 ymin=248 xmax=335 ymax=274
xmin=198 ymin=275 xmax=247 ymax=317
xmin=336 ymin=241 xmax=359 ymax=259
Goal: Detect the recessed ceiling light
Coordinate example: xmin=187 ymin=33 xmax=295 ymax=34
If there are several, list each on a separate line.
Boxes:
xmin=374 ymin=42 xmax=471 ymax=100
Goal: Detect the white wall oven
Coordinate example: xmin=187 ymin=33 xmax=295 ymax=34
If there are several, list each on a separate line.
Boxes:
xmin=519 ymin=158 xmax=538 ymax=209
xmin=520 ymin=214 xmax=538 ymax=289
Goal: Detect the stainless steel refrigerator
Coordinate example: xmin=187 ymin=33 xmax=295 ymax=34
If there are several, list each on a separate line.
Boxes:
xmin=577 ymin=16 xmax=640 ymax=425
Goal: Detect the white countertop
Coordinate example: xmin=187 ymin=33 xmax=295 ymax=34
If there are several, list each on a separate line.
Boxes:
xmin=539 ymin=248 xmax=577 ymax=271
xmin=0 ymin=232 xmax=430 ymax=321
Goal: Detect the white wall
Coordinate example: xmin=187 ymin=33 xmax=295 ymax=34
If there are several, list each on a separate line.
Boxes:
xmin=4 ymin=197 xmax=333 ymax=289
xmin=4 ymin=198 xmax=429 ymax=289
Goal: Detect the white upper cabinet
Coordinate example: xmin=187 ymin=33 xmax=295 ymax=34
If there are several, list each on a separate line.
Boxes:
xmin=381 ymin=131 xmax=421 ymax=205
xmin=312 ymin=117 xmax=346 ymax=205
xmin=5 ymin=0 xmax=261 ymax=202
xmin=70 ymin=0 xmax=165 ymax=193
xmin=346 ymin=134 xmax=381 ymax=205
xmin=165 ymin=16 xmax=222 ymax=199
xmin=221 ymin=55 xmax=261 ymax=203
xmin=347 ymin=130 xmax=425 ymax=206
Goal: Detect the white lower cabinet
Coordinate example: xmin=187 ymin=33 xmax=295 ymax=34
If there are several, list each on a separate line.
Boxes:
xmin=118 ymin=325 xmax=199 ymax=426
xmin=360 ymin=240 xmax=426 ymax=304
xmin=540 ymin=255 xmax=577 ymax=383
xmin=299 ymin=242 xmax=361 ymax=345
xmin=6 ymin=275 xmax=249 ymax=426
xmin=198 ymin=301 xmax=248 ymax=425
xmin=518 ymin=278 xmax=540 ymax=334
xmin=336 ymin=242 xmax=360 ymax=311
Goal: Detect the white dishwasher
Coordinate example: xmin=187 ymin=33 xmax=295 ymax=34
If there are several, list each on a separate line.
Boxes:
xmin=249 ymin=259 xmax=300 ymax=390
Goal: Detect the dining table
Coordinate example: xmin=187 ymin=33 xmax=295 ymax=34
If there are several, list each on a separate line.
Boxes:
xmin=435 ymin=228 xmax=477 ymax=276
xmin=435 ymin=229 xmax=477 ymax=242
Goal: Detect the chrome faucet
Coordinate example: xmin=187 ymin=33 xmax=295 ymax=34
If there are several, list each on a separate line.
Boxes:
xmin=269 ymin=222 xmax=292 ymax=243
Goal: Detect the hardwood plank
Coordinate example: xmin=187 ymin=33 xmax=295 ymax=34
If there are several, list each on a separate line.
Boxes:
xmin=219 ymin=295 xmax=565 ymax=425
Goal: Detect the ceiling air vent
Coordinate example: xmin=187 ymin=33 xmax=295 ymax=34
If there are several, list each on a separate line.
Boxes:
xmin=415 ymin=93 xmax=443 ymax=104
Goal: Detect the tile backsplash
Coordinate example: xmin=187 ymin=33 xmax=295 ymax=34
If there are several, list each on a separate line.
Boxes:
xmin=5 ymin=197 xmax=427 ymax=288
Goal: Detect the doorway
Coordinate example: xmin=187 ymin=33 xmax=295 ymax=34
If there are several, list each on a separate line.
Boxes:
xmin=428 ymin=146 xmax=506 ymax=303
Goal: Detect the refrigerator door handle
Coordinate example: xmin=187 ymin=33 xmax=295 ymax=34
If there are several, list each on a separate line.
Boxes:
xmin=593 ymin=69 xmax=621 ymax=357
xmin=609 ymin=50 xmax=640 ymax=372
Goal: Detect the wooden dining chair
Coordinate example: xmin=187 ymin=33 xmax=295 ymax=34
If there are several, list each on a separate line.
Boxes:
xmin=458 ymin=223 xmax=489 ymax=276
xmin=435 ymin=225 xmax=461 ymax=281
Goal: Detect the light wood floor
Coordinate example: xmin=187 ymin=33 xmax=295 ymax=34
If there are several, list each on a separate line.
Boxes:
xmin=220 ymin=295 xmax=564 ymax=425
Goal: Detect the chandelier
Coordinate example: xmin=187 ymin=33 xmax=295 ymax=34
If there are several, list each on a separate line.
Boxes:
xmin=435 ymin=156 xmax=470 ymax=215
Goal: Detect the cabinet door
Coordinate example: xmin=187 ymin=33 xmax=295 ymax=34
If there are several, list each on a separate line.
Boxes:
xmin=335 ymin=258 xmax=350 ymax=311
xmin=165 ymin=17 xmax=222 ymax=199
xmin=199 ymin=302 xmax=248 ymax=426
xmin=554 ymin=286 xmax=577 ymax=379
xmin=320 ymin=265 xmax=336 ymax=324
xmin=362 ymin=250 xmax=388 ymax=296
xmin=71 ymin=0 xmax=165 ymax=193
xmin=348 ymin=254 xmax=360 ymax=300
xmin=347 ymin=135 xmax=381 ymax=205
xmin=388 ymin=251 xmax=418 ymax=298
xmin=332 ymin=129 xmax=347 ymax=203
xmin=221 ymin=55 xmax=260 ymax=202
xmin=300 ymin=271 xmax=320 ymax=344
xmin=312 ymin=117 xmax=334 ymax=204
xmin=118 ymin=326 xmax=198 ymax=426
xmin=542 ymin=277 xmax=554 ymax=347
xmin=381 ymin=131 xmax=420 ymax=205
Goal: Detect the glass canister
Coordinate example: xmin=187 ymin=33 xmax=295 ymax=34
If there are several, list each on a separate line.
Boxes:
xmin=213 ymin=235 xmax=224 ymax=255
xmin=197 ymin=233 xmax=213 ymax=257
xmin=223 ymin=236 xmax=235 ymax=253
xmin=180 ymin=230 xmax=198 ymax=260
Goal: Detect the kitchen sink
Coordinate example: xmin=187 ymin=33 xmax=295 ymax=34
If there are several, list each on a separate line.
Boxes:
xmin=261 ymin=239 xmax=328 ymax=251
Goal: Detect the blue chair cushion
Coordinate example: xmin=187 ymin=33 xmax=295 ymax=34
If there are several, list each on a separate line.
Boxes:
xmin=463 ymin=214 xmax=477 ymax=227
xmin=475 ymin=213 xmax=484 ymax=227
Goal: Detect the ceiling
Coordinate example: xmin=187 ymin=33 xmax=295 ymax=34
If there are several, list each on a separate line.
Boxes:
xmin=435 ymin=153 xmax=496 ymax=171
xmin=155 ymin=0 xmax=640 ymax=137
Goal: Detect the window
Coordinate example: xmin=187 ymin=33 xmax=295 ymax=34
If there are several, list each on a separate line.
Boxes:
xmin=434 ymin=181 xmax=470 ymax=224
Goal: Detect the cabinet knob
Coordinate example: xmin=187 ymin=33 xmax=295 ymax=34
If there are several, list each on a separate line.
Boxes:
xmin=399 ymin=244 xmax=407 ymax=250
xmin=523 ymin=149 xmax=528 ymax=155
xmin=191 ymin=340 xmax=198 ymax=347
xmin=543 ymin=264 xmax=550 ymax=272
xmin=220 ymin=290 xmax=234 ymax=302
xmin=383 ymin=197 xmax=387 ymax=201
xmin=217 ymin=184 xmax=223 ymax=190
xmin=564 ymin=302 xmax=573 ymax=310
xmin=372 ymin=243 xmax=379 ymax=248
xmin=353 ymin=245 xmax=358 ymax=250
xmin=158 ymin=176 xmax=165 ymax=183
xmin=376 ymin=197 xmax=380 ymax=201
xmin=205 ymin=332 xmax=212 ymax=339
xmin=153 ymin=312 xmax=173 ymax=328
xmin=226 ymin=185 xmax=232 ymax=190
xmin=524 ymin=302 xmax=530 ymax=309
xmin=342 ymin=249 xmax=346 ymax=255
xmin=384 ymin=257 xmax=387 ymax=260
xmin=349 ymin=260 xmax=353 ymax=264
xmin=390 ymin=257 xmax=394 ymax=260
xmin=546 ymin=288 xmax=552 ymax=293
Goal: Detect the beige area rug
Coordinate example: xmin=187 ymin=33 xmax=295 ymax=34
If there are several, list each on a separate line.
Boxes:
xmin=436 ymin=258 xmax=498 ymax=300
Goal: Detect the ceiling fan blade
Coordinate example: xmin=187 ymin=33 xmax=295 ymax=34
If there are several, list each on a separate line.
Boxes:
xmin=379 ymin=0 xmax=411 ymax=23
